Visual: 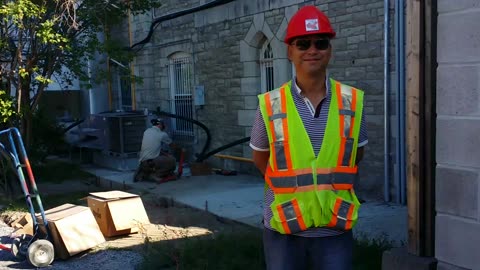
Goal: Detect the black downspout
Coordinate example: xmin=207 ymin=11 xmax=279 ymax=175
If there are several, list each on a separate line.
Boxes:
xmin=131 ymin=0 xmax=236 ymax=50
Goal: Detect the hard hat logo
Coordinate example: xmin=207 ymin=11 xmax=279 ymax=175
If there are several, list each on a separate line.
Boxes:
xmin=305 ymin=19 xmax=319 ymax=31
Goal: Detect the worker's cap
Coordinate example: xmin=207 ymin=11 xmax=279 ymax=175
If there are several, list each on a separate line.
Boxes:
xmin=150 ymin=118 xmax=165 ymax=126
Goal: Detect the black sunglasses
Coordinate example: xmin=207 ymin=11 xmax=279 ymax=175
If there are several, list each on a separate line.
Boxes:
xmin=291 ymin=39 xmax=330 ymax=51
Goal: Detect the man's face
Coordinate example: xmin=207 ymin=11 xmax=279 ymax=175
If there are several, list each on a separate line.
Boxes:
xmin=288 ymin=34 xmax=332 ymax=76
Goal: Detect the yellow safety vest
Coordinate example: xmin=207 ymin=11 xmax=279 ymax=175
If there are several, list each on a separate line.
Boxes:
xmin=258 ymin=78 xmax=364 ymax=234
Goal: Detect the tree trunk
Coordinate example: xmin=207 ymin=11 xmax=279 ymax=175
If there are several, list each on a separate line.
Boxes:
xmin=19 ymin=80 xmax=32 ymax=150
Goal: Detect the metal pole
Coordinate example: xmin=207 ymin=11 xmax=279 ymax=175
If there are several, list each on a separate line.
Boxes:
xmin=394 ymin=0 xmax=402 ymax=203
xmin=383 ymin=0 xmax=391 ymax=202
xmin=399 ymin=0 xmax=407 ymax=205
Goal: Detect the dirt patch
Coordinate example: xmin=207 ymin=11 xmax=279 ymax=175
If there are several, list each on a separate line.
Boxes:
xmin=90 ymin=195 xmax=253 ymax=253
xmin=0 ymin=179 xmax=256 ymax=268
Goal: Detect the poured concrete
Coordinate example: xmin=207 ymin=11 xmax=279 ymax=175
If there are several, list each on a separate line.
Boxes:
xmin=82 ymin=164 xmax=407 ymax=246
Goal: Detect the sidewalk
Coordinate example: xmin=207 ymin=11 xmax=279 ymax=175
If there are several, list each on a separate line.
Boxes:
xmin=82 ymin=165 xmax=407 ymax=246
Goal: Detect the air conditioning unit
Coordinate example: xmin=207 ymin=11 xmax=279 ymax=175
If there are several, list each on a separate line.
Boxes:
xmin=78 ymin=112 xmax=146 ymax=155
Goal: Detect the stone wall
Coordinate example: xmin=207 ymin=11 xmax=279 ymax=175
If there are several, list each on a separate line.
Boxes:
xmin=129 ymin=0 xmax=387 ymax=198
xmin=435 ymin=1 xmax=480 ymax=269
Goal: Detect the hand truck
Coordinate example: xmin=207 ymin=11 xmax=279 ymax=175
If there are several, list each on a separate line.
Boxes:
xmin=0 ymin=127 xmax=54 ymax=267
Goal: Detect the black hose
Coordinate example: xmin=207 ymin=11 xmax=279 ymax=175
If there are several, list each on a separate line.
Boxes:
xmin=130 ymin=0 xmax=236 ymax=51
xmin=155 ymin=109 xmax=251 ymax=163
xmin=195 ymin=137 xmax=250 ymax=162
xmin=155 ymin=108 xmax=211 ymax=160
xmin=62 ymin=119 xmax=85 ymax=133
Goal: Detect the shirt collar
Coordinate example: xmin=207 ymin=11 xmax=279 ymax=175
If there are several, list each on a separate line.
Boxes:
xmin=293 ymin=73 xmax=331 ymax=97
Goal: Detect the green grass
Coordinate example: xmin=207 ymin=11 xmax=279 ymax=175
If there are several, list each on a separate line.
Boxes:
xmin=140 ymin=230 xmax=393 ymax=270
xmin=354 ymin=236 xmax=393 ymax=270
xmin=141 ymin=231 xmax=265 ymax=270
xmin=31 ymin=160 xmax=94 ymax=184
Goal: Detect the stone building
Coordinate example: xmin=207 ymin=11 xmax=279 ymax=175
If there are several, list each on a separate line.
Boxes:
xmin=98 ymin=1 xmax=480 ymax=269
xmin=114 ymin=0 xmax=389 ymax=200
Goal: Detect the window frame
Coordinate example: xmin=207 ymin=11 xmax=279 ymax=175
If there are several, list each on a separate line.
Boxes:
xmin=260 ymin=41 xmax=275 ymax=93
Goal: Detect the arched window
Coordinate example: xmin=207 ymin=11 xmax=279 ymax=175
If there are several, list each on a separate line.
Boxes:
xmin=168 ymin=52 xmax=194 ymax=141
xmin=260 ymin=42 xmax=274 ymax=92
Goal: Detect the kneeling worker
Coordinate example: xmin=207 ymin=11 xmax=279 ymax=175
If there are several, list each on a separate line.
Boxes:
xmin=134 ymin=118 xmax=176 ymax=182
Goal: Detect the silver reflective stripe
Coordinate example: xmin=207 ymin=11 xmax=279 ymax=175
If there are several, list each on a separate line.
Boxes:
xmin=340 ymin=84 xmax=353 ymax=107
xmin=273 ymin=118 xmax=285 ymax=141
xmin=274 ymin=142 xmax=287 ymax=170
xmin=339 ymin=109 xmax=355 ymax=116
xmin=268 ymin=90 xmax=286 ymax=142
xmin=270 ymin=90 xmax=282 ymax=115
xmin=340 ymin=84 xmax=354 ymax=137
xmin=334 ymin=201 xmax=352 ymax=230
xmin=287 ymin=219 xmax=302 ymax=233
xmin=269 ymin=113 xmax=287 ymax=121
xmin=270 ymin=174 xmax=313 ymax=188
xmin=268 ymin=90 xmax=287 ymax=169
xmin=342 ymin=138 xmax=355 ymax=166
xmin=317 ymin=173 xmax=356 ymax=185
xmin=281 ymin=201 xmax=302 ymax=233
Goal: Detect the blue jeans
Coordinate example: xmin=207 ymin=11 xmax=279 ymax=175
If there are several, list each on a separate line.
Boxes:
xmin=263 ymin=228 xmax=353 ymax=270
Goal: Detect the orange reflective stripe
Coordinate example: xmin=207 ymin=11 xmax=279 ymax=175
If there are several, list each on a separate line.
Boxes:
xmin=279 ymin=87 xmax=293 ymax=170
xmin=315 ymin=168 xmax=334 ymax=174
xmin=270 ymin=167 xmax=350 ymax=176
xmin=327 ymin=198 xmax=356 ymax=230
xmin=267 ymin=167 xmax=357 ymax=192
xmin=335 ymin=81 xmax=343 ymax=109
xmin=292 ymin=200 xmax=307 ymax=231
xmin=345 ymin=204 xmax=355 ymax=230
xmin=276 ymin=204 xmax=291 ymax=234
xmin=327 ymin=198 xmax=342 ymax=227
xmin=269 ymin=169 xmax=296 ymax=177
xmin=296 ymin=185 xmax=316 ymax=192
xmin=294 ymin=168 xmax=312 ymax=174
xmin=329 ymin=183 xmax=353 ymax=190
xmin=335 ymin=166 xmax=358 ymax=174
xmin=315 ymin=184 xmax=351 ymax=191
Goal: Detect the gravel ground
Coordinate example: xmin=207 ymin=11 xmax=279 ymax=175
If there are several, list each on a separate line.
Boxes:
xmin=0 ymin=223 xmax=143 ymax=270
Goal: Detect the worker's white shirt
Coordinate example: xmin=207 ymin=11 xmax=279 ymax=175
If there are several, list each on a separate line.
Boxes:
xmin=139 ymin=126 xmax=172 ymax=162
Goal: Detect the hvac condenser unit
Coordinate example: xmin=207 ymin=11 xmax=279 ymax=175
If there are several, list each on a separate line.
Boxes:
xmin=82 ymin=112 xmax=146 ymax=155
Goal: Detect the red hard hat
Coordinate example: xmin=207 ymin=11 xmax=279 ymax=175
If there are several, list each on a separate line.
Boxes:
xmin=284 ymin=5 xmax=336 ymax=44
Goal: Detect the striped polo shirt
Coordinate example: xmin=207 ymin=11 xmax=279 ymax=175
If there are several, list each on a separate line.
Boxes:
xmin=250 ymin=76 xmax=368 ymax=237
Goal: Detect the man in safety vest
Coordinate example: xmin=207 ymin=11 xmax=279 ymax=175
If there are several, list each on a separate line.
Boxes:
xmin=250 ymin=5 xmax=368 ymax=270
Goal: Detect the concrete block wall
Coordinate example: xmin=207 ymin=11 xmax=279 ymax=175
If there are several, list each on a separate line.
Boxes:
xmin=436 ymin=1 xmax=480 ymax=269
xmin=128 ymin=0 xmax=387 ymax=198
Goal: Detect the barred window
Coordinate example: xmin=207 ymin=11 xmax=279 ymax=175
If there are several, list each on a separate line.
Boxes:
xmin=260 ymin=42 xmax=274 ymax=93
xmin=168 ymin=52 xmax=194 ymax=142
xmin=111 ymin=62 xmax=132 ymax=111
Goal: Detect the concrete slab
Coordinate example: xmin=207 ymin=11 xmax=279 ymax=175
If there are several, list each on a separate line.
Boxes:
xmin=82 ymin=165 xmax=407 ymax=246
xmin=382 ymin=247 xmax=437 ymax=270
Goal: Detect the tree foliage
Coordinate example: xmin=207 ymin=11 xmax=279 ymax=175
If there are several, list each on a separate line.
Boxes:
xmin=0 ymin=0 xmax=160 ymax=146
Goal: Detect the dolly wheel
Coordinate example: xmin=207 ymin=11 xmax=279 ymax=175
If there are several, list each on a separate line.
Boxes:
xmin=27 ymin=240 xmax=54 ymax=268
xmin=11 ymin=234 xmax=33 ymax=259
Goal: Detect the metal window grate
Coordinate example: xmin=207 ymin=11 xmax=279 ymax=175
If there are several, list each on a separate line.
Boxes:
xmin=168 ymin=55 xmax=195 ymax=143
xmin=260 ymin=43 xmax=274 ymax=92
xmin=120 ymin=73 xmax=132 ymax=111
